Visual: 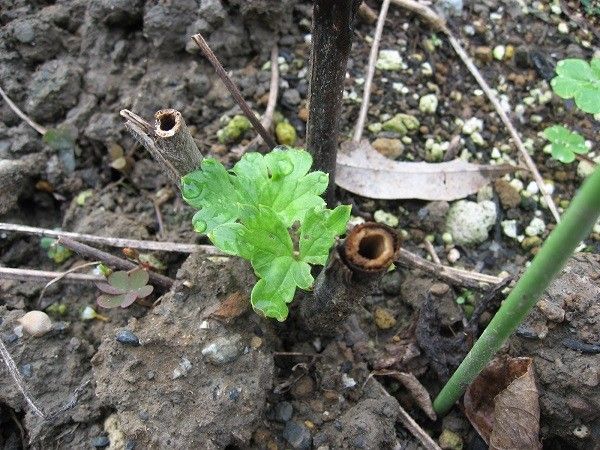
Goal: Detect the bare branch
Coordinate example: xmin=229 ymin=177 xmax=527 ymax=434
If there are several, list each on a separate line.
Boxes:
xmin=57 ymin=237 xmax=174 ymax=290
xmin=353 ymin=0 xmax=391 ymax=142
xmin=191 ymin=33 xmax=278 ymax=150
xmin=237 ymin=45 xmax=280 ymax=155
xmin=0 ymin=85 xmax=47 ymax=135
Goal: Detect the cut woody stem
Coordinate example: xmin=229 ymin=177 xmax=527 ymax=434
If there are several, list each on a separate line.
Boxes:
xmin=299 ymin=223 xmax=401 ymax=336
xmin=120 ymin=108 xmax=203 ymax=187
xmin=306 ymin=0 xmax=362 ymax=206
xmin=433 ymin=165 xmax=600 ymax=415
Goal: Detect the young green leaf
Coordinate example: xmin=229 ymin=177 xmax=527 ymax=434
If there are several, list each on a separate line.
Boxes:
xmin=543 ymin=125 xmax=588 ymax=164
xmin=96 ymin=268 xmax=154 ymax=308
xmin=180 ymin=147 xmax=351 ymax=321
xmin=237 ymin=206 xmax=313 ymax=320
xmin=551 ymin=58 xmax=600 ymax=114
xmin=300 ymin=205 xmax=352 ymax=265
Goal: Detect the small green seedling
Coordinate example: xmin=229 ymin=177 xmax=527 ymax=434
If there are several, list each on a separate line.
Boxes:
xmin=543 ymin=125 xmax=588 ymax=163
xmin=581 ymin=0 xmax=600 ymax=16
xmin=40 ymin=237 xmax=72 ymax=264
xmin=551 ymin=57 xmax=600 ymax=114
xmin=181 ymin=147 xmax=351 ymax=321
xmin=95 ymin=268 xmax=154 ymax=308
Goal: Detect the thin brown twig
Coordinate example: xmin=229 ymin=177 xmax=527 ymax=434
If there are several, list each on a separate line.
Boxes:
xmin=397 ymin=248 xmax=504 ymax=290
xmin=57 ymin=237 xmax=174 ymax=290
xmin=0 ymin=267 xmax=104 ymax=283
xmin=37 ymin=261 xmax=100 ymax=305
xmin=237 ymin=45 xmax=280 ymax=155
xmin=0 ymin=85 xmax=47 ymax=135
xmin=367 ymin=376 xmax=441 ymax=450
xmin=423 ymin=239 xmax=441 ymax=265
xmin=387 ymin=0 xmax=561 ymax=223
xmin=1 ymin=222 xmax=498 ymax=289
xmin=191 ymin=33 xmax=278 ymax=150
xmin=353 ymin=0 xmax=391 ymax=142
xmin=0 ymin=338 xmax=46 ymax=419
xmin=0 ymin=222 xmax=220 ymax=254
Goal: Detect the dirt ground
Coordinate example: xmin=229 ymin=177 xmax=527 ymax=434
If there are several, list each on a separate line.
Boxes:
xmin=1 ymin=0 xmax=599 ymax=449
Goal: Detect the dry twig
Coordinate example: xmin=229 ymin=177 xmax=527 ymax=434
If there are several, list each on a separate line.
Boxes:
xmin=422 ymin=239 xmax=441 ymax=265
xmin=0 ymin=267 xmax=104 ymax=284
xmin=37 ymin=261 xmax=100 ymax=305
xmin=1 ymin=222 xmax=498 ymax=289
xmin=353 ymin=0 xmax=391 ymax=142
xmin=191 ymin=33 xmax=277 ymax=150
xmin=388 ymin=0 xmax=561 ymax=223
xmin=367 ymin=376 xmax=441 ymax=450
xmin=237 ymin=45 xmax=280 ymax=155
xmin=0 ymin=222 xmax=218 ymax=254
xmin=0 ymin=338 xmax=46 ymax=419
xmin=397 ymin=248 xmax=504 ymax=290
xmin=57 ymin=237 xmax=174 ymax=290
xmin=0 ymin=85 xmax=47 ymax=135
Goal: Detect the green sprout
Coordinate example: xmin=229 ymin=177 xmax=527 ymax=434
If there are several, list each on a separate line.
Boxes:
xmin=40 ymin=237 xmax=72 ymax=264
xmin=434 ymin=165 xmax=600 ymax=415
xmin=550 ymin=58 xmax=600 ymax=114
xmin=543 ymin=125 xmax=588 ymax=163
xmin=181 ymin=147 xmax=351 ymax=321
xmin=95 ymin=268 xmax=154 ymax=308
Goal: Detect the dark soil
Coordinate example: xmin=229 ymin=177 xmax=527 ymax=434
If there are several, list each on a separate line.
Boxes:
xmin=1 ymin=0 xmax=599 ymax=449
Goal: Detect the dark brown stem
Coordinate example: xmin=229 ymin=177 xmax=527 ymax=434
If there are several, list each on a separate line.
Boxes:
xmin=306 ymin=0 xmax=362 ymax=206
xmin=299 ymin=223 xmax=400 ymax=336
xmin=57 ymin=237 xmax=174 ymax=290
xmin=191 ymin=33 xmax=278 ymax=150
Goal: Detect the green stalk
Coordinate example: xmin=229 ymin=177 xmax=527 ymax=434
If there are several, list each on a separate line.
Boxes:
xmin=433 ymin=166 xmax=600 ymax=415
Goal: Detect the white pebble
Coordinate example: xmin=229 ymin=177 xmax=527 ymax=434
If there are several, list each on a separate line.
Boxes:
xmin=526 ymin=181 xmax=539 ymax=194
xmin=18 ymin=311 xmax=52 ymax=337
xmin=525 ymin=217 xmax=546 ymax=236
xmin=462 ymin=117 xmax=483 ymax=135
xmin=447 ymin=248 xmax=460 ymax=263
xmin=501 ymin=220 xmax=518 ymax=239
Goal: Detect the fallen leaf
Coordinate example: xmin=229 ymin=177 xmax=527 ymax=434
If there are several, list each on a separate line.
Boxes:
xmin=204 ymin=291 xmax=249 ymax=322
xmin=336 ymin=140 xmax=517 ymax=201
xmin=464 ymin=356 xmax=541 ymax=450
xmin=374 ymin=370 xmax=437 ymax=420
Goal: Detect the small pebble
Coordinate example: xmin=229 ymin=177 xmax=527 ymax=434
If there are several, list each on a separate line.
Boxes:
xmin=374 ymin=307 xmax=396 ymax=329
xmin=374 ymin=210 xmax=399 ymax=227
xmin=430 ymin=283 xmax=450 ymax=296
xmin=92 ymin=436 xmax=110 ymax=448
xmin=501 ymin=220 xmax=518 ymax=239
xmin=447 ymin=248 xmax=460 ymax=263
xmin=419 ymin=94 xmax=438 ymax=114
xmin=525 ymin=217 xmax=545 ymax=237
xmin=201 ymin=335 xmax=243 ymax=365
xmin=275 ymin=401 xmax=294 ymax=422
xmin=283 ymin=421 xmax=312 ymax=450
xmin=116 ymin=330 xmax=140 ymax=346
xmin=493 ymin=45 xmax=505 ymax=60
xmin=376 ymin=49 xmax=403 ymax=71
xmin=18 ymin=311 xmax=52 ymax=337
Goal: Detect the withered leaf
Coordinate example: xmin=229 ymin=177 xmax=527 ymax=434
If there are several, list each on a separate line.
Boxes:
xmin=204 ymin=291 xmax=249 ymax=322
xmin=374 ymin=370 xmax=436 ymax=420
xmin=464 ymin=356 xmax=541 ymax=450
xmin=336 ymin=140 xmax=517 ymax=201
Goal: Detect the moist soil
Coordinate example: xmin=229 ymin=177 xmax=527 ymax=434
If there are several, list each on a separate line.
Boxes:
xmin=1 ymin=0 xmax=599 ymax=449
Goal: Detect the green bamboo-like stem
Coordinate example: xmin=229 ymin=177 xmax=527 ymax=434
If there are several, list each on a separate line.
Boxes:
xmin=433 ymin=166 xmax=600 ymax=415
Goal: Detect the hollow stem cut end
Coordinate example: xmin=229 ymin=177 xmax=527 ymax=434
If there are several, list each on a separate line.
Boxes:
xmin=154 ymin=109 xmax=182 ymax=137
xmin=344 ymin=223 xmax=400 ymax=273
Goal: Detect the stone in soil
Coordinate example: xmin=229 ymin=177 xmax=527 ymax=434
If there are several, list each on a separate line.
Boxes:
xmin=494 ymin=179 xmax=521 ymax=209
xmin=371 ymin=138 xmax=404 ymax=159
xmin=283 ymin=420 xmax=312 ymax=449
xmin=445 ymin=200 xmax=497 ymax=246
xmin=116 ymin=330 xmax=140 ymax=346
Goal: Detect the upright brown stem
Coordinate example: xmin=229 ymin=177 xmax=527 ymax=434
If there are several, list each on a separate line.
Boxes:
xmin=300 ymin=223 xmax=400 ymax=336
xmin=306 ymin=0 xmax=362 ymax=205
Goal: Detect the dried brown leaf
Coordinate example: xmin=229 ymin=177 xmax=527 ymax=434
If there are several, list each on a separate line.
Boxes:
xmin=464 ymin=356 xmax=541 ymax=450
xmin=374 ymin=370 xmax=436 ymax=421
xmin=336 ymin=140 xmax=517 ymax=201
xmin=205 ymin=291 xmax=249 ymax=322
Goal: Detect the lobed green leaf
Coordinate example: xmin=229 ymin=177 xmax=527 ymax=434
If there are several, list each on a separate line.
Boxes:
xmin=551 ymin=58 xmax=600 ymax=114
